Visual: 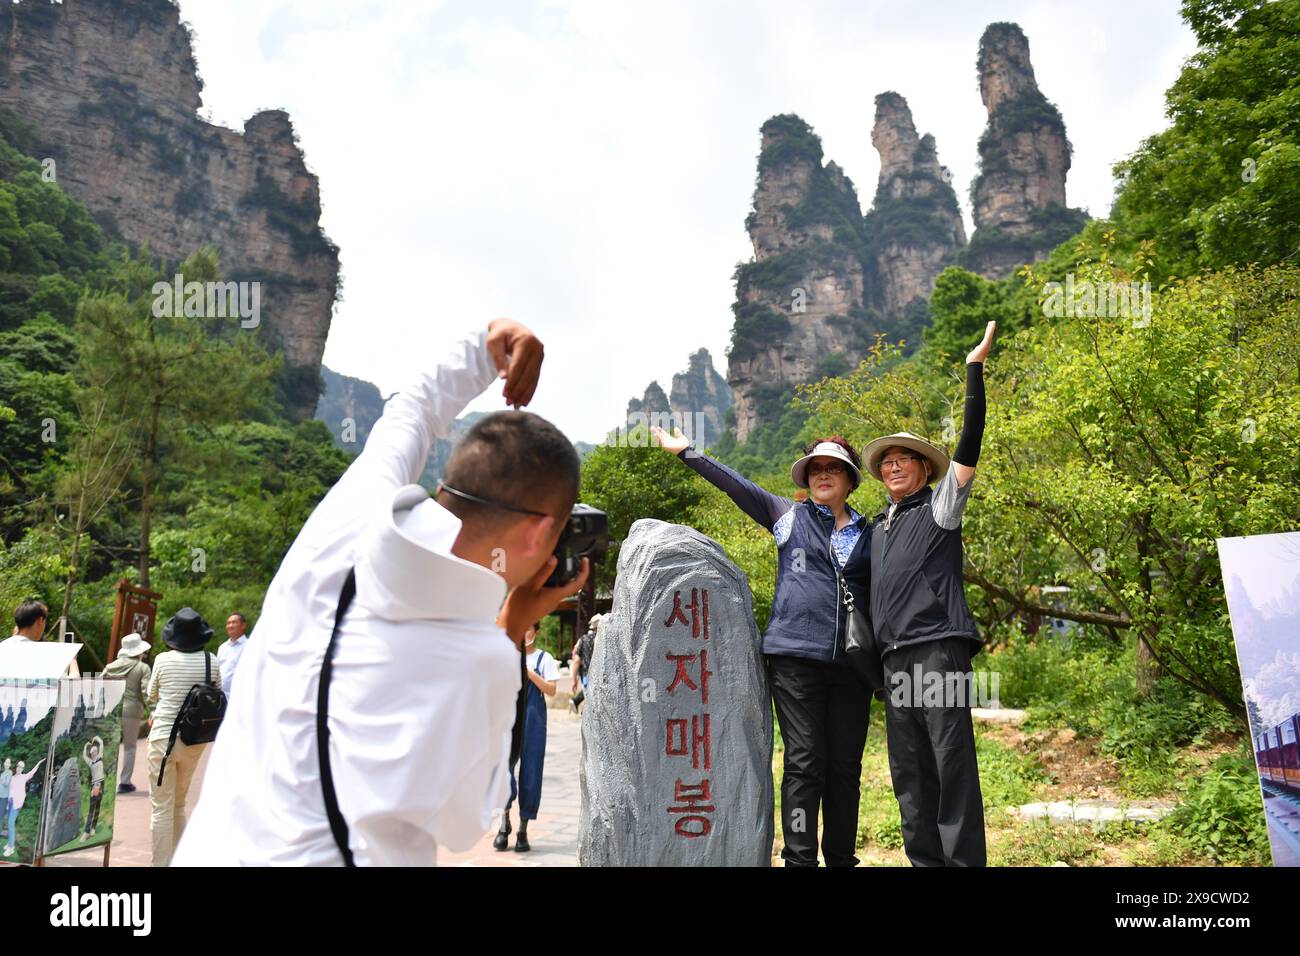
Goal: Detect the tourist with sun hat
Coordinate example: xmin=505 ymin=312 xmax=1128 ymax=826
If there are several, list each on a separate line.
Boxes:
xmin=861 ymin=320 xmax=996 ymax=867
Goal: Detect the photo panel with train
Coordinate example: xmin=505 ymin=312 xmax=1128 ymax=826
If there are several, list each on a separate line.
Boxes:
xmin=1219 ymin=531 xmax=1300 ymax=867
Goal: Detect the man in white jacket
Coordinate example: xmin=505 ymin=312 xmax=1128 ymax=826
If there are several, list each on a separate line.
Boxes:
xmin=173 ymin=319 xmax=588 ymax=866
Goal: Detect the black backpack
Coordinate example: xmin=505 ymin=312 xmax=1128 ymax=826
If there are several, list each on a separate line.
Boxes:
xmin=156 ymin=651 xmax=226 ymax=786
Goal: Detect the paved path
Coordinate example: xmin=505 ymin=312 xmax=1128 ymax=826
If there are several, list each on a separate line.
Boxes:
xmin=43 ymin=706 xmax=584 ymax=868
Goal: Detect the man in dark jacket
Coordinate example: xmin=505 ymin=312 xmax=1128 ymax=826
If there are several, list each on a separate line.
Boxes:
xmin=862 ymin=321 xmax=995 ymax=867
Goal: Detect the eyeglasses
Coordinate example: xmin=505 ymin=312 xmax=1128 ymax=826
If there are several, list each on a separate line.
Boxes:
xmin=436 ymin=481 xmax=551 ymax=518
xmin=880 ymin=455 xmax=922 ymax=472
xmin=807 ymin=461 xmax=846 ymax=477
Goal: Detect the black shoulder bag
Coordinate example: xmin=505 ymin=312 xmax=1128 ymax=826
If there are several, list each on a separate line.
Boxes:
xmin=155 ymin=652 xmax=226 ymax=787
xmin=829 ymin=536 xmax=884 ymax=692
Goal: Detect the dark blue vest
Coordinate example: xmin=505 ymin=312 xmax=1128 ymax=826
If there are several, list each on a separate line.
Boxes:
xmin=762 ymin=500 xmax=871 ymax=662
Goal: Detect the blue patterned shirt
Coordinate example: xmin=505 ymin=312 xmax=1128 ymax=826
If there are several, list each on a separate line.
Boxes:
xmin=773 ymin=502 xmax=863 ymax=567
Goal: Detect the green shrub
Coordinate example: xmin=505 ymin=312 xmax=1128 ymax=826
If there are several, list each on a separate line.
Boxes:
xmin=1164 ymin=750 xmax=1271 ymax=865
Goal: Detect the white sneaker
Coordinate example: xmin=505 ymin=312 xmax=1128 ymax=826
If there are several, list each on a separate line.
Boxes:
xmin=2 ymin=845 xmax=12 ymax=857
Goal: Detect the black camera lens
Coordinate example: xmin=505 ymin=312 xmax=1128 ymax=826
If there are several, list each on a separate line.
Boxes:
xmin=545 ymin=504 xmax=610 ymax=587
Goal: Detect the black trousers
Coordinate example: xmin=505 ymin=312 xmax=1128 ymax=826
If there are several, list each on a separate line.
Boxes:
xmin=766 ymin=653 xmax=873 ymax=867
xmin=882 ymin=637 xmax=986 ymax=867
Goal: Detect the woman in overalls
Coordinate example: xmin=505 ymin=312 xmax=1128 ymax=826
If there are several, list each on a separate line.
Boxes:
xmin=494 ymin=624 xmax=558 ymax=852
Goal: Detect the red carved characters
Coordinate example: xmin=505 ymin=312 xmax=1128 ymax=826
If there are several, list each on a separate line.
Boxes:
xmin=666 ymin=649 xmax=711 ymax=704
xmin=666 ymin=779 xmax=716 ymax=838
xmin=662 ymin=587 xmax=709 ymax=639
xmin=664 ymin=714 xmax=711 ymax=769
xmin=662 ymin=587 xmax=714 ymax=838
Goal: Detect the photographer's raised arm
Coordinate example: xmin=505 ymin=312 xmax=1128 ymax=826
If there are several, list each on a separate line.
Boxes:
xmin=294 ymin=320 xmax=543 ymax=552
xmin=342 ymin=322 xmax=534 ymax=497
xmin=650 ymin=425 xmax=793 ymax=530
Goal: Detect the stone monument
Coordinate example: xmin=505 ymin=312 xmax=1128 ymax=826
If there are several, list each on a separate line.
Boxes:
xmin=43 ymin=758 xmax=82 ymax=852
xmin=579 ymin=519 xmax=773 ymax=865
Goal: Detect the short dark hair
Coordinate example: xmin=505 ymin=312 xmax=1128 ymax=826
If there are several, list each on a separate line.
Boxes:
xmin=442 ymin=411 xmax=580 ymax=534
xmin=14 ymin=600 xmax=48 ymax=630
xmin=229 ymin=612 xmax=246 ymax=624
xmin=803 ymin=435 xmax=862 ymax=488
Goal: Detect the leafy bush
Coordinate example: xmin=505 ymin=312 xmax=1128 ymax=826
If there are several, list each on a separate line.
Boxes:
xmin=1099 ymin=677 xmax=1237 ymax=774
xmin=1164 ymin=750 xmax=1271 ymax=865
xmin=976 ymin=731 xmax=1050 ymax=810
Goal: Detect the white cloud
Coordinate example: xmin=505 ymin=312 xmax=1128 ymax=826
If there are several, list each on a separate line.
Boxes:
xmin=178 ymin=0 xmax=1197 ymax=443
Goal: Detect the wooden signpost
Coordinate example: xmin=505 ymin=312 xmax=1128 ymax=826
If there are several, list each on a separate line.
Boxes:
xmin=107 ymin=578 xmax=163 ymax=661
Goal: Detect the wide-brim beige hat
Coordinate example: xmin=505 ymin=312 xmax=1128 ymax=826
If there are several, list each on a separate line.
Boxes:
xmin=790 ymin=441 xmax=864 ymax=489
xmin=862 ymin=431 xmax=950 ymax=482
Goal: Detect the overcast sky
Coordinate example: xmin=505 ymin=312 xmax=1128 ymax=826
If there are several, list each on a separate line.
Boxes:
xmin=179 ymin=0 xmax=1199 ymax=445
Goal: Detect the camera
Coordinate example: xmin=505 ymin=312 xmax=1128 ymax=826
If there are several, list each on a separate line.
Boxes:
xmin=546 ymin=503 xmax=609 ymax=587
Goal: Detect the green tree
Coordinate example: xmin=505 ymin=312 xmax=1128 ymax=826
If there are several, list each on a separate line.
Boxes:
xmin=922 ymin=267 xmax=1014 ymax=361
xmin=52 ymin=388 xmax=136 ymax=621
xmin=578 ymin=426 xmax=707 ymax=593
xmin=74 ymin=247 xmax=279 ymax=587
xmin=1111 ymin=0 xmax=1300 ymax=277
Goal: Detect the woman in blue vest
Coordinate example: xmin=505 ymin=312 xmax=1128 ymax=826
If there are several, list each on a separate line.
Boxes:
xmin=651 ymin=426 xmax=873 ymax=866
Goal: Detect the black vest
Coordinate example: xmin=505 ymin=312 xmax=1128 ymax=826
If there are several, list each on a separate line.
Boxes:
xmin=869 ymin=485 xmax=980 ymax=656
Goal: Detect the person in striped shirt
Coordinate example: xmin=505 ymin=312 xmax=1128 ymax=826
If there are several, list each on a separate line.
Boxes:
xmin=146 ymin=608 xmax=219 ymax=867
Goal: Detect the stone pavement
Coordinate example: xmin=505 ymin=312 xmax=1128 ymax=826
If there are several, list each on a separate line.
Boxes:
xmin=41 ymin=704 xmax=584 ymax=868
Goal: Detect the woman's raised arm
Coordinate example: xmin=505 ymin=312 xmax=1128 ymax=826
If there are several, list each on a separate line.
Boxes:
xmin=650 ymin=425 xmax=793 ymax=530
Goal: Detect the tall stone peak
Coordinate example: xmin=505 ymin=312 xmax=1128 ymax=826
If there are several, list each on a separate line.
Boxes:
xmin=745 ymin=114 xmax=866 ymax=258
xmin=727 ymin=114 xmax=875 ymax=442
xmin=669 ymin=349 xmax=732 ymax=448
xmin=623 ymin=350 xmax=733 ymax=449
xmin=964 ymin=21 xmax=1088 ymax=278
xmin=683 ymin=347 xmax=722 ymax=378
xmin=866 ymin=92 xmax=966 ymax=328
xmin=977 ymin=22 xmax=1040 ymax=115
xmin=873 ymin=91 xmax=928 ymax=188
xmin=0 ymin=0 xmax=340 ymax=420
xmin=627 ymin=381 xmax=671 ymax=419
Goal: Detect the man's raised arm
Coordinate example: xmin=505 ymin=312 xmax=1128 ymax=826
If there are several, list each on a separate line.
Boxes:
xmin=269 ymin=320 xmax=545 ymax=581
xmin=307 ymin=322 xmax=542 ymax=517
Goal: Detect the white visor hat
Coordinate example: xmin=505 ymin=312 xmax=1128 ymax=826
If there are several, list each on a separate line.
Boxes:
xmin=790 ymin=441 xmax=863 ymax=489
